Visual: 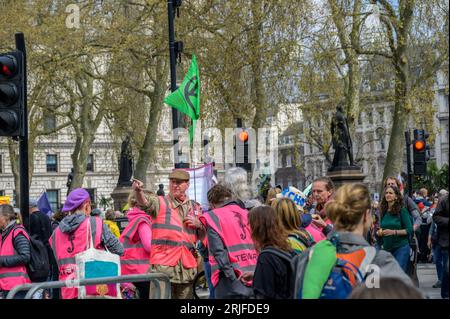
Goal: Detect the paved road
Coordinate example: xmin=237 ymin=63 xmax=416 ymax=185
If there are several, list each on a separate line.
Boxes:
xmin=417 ymin=263 xmax=443 ymax=299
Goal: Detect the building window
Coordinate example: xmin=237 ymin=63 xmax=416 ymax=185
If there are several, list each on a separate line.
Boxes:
xmin=86 ymin=188 xmax=96 ymax=206
xmin=46 ymin=189 xmax=60 ymax=212
xmin=0 ymin=190 xmax=5 ymax=196
xmin=286 ymin=154 xmax=292 ymax=167
xmin=46 ymin=154 xmax=58 ymax=172
xmin=0 ymin=154 xmax=2 ymax=173
xmin=86 ymin=154 xmax=94 ymax=172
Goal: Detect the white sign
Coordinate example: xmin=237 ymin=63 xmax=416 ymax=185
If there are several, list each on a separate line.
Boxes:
xmin=373 ymin=193 xmax=380 ymax=202
xmin=185 ymin=163 xmax=215 ymax=211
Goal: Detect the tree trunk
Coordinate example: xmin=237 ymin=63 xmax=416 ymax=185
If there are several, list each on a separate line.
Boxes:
xmin=68 ymin=73 xmax=106 ymax=193
xmin=7 ymin=139 xmax=20 ymax=204
xmin=70 ymin=133 xmax=95 ymax=191
xmin=346 ymin=55 xmax=361 ymax=126
xmin=328 ymin=0 xmax=362 ymax=126
xmin=382 ymin=65 xmax=410 ymax=185
xmin=381 ymin=0 xmax=414 ymax=188
xmin=134 ymin=57 xmax=169 ymax=184
xmin=249 ymin=0 xmax=267 ymax=130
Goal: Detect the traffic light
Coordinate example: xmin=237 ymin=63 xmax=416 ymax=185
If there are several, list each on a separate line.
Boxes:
xmin=0 ymin=51 xmax=24 ymax=137
xmin=235 ymin=118 xmax=251 ymax=172
xmin=412 ymin=129 xmax=428 ymax=176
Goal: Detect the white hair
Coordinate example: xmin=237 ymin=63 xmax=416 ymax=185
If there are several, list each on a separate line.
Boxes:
xmin=223 ymin=167 xmax=253 ymax=202
xmin=439 ymin=189 xmax=449 ymax=198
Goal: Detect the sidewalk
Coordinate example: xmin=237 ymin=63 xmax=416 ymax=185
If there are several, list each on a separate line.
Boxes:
xmin=417 ymin=263 xmax=443 ymax=299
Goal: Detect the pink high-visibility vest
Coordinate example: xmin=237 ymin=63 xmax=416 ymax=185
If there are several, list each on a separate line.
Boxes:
xmin=150 ymin=196 xmax=200 ymax=269
xmin=0 ymin=226 xmax=31 ymax=291
xmin=120 ymin=208 xmax=152 ymax=275
xmin=50 ymin=216 xmax=103 ymax=299
xmin=305 ymin=223 xmax=327 ymax=243
xmin=199 ymin=204 xmax=257 ymax=287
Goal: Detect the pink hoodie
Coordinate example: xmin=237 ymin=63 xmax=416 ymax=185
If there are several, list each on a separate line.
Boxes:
xmin=126 ymin=207 xmax=153 ymax=253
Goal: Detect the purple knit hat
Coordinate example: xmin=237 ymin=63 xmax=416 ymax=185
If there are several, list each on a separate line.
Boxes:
xmin=62 ymin=188 xmax=91 ymax=212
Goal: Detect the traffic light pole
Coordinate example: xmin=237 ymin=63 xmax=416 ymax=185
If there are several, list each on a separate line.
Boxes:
xmin=15 ymin=33 xmax=29 ymax=231
xmin=405 ymin=130 xmax=413 ymax=198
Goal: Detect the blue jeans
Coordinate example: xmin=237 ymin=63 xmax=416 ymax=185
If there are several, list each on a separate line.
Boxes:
xmin=203 ymin=260 xmax=215 ymax=299
xmin=392 ymin=244 xmax=410 ymax=273
xmin=433 ymin=244 xmax=448 ymax=282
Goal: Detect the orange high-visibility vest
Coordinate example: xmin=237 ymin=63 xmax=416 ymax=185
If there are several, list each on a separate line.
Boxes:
xmin=150 ymin=196 xmax=200 ymax=268
xmin=199 ymin=204 xmax=257 ymax=287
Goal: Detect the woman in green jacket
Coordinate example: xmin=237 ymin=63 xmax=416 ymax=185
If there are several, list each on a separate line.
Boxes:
xmin=378 ymin=185 xmax=413 ymax=272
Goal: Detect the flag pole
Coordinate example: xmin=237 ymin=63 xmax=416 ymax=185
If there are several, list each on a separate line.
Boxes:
xmin=192 ymin=145 xmax=197 ymax=204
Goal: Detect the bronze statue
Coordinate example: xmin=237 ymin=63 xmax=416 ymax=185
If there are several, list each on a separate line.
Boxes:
xmin=66 ymin=168 xmax=74 ymax=195
xmin=330 ymin=104 xmax=354 ymax=169
xmin=117 ymin=135 xmax=133 ymax=187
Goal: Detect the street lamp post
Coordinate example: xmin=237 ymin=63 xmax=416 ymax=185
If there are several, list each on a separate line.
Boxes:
xmin=167 ymin=0 xmax=188 ymax=168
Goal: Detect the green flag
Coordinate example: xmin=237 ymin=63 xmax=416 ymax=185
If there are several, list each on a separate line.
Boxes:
xmin=164 ymin=55 xmax=200 ymax=145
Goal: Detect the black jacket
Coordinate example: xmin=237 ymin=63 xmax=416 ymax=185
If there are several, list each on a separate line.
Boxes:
xmin=0 ymin=222 xmax=31 ymax=268
xmin=433 ymin=194 xmax=449 ymax=249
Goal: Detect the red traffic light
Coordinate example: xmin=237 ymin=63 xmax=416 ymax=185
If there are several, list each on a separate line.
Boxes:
xmin=414 ymin=140 xmax=425 ymax=151
xmin=0 ymin=55 xmax=17 ymax=77
xmin=238 ymin=131 xmax=249 ymax=142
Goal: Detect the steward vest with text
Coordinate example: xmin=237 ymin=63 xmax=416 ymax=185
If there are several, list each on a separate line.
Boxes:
xmin=150 ymin=196 xmax=199 ymax=268
xmin=200 ymin=204 xmax=257 ymax=287
xmin=50 ymin=216 xmax=103 ymax=299
xmin=120 ymin=208 xmax=152 ymax=275
xmin=0 ymin=226 xmax=31 ymax=291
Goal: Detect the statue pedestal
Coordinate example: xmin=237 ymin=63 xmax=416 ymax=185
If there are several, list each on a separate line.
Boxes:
xmin=326 ymin=166 xmax=366 ymax=189
xmin=111 ymin=185 xmax=132 ymax=212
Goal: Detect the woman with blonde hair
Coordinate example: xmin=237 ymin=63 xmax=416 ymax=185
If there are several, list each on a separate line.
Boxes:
xmin=271 ymin=198 xmax=313 ymax=253
xmin=104 ymin=209 xmax=121 ymax=238
xmin=296 ymin=183 xmax=413 ymax=299
xmin=265 ymin=188 xmax=281 ymax=205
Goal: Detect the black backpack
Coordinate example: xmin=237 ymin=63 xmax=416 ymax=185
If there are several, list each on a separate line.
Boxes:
xmin=259 ymin=246 xmax=299 ymax=299
xmin=13 ymin=226 xmax=50 ymax=282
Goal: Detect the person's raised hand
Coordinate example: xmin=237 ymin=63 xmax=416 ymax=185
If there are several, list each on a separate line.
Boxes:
xmin=183 ymin=215 xmax=203 ymax=229
xmin=132 ymin=178 xmax=144 ymax=192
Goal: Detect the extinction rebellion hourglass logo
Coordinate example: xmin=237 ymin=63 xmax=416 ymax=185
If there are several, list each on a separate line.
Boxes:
xmin=233 ymin=211 xmax=247 ymax=240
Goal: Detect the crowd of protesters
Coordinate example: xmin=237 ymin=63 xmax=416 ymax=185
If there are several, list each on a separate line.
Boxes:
xmin=0 ymin=167 xmax=448 ymax=300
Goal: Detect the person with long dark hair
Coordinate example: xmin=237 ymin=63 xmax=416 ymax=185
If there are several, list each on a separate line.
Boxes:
xmin=378 ymin=185 xmax=413 ymax=272
xmin=241 ymin=206 xmax=296 ymax=299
